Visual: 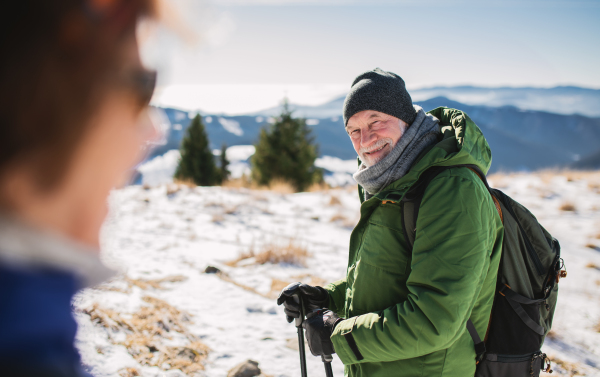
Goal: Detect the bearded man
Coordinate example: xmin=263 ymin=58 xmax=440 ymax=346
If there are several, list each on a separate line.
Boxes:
xmin=278 ymin=68 xmax=503 ymax=377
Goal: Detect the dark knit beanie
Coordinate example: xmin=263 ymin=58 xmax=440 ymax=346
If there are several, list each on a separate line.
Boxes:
xmin=343 ymin=68 xmax=417 ymax=126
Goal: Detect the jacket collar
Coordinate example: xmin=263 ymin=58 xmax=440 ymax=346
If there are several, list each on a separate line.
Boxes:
xmin=0 ymin=214 xmax=115 ymax=288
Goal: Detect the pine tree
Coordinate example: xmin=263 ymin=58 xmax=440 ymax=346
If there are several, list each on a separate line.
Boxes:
xmin=174 ymin=114 xmax=219 ymax=186
xmin=251 ymin=101 xmax=323 ymax=192
xmin=219 ymin=143 xmax=229 ymax=184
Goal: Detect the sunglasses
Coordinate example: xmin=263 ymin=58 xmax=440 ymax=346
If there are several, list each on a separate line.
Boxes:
xmin=122 ymin=68 xmax=157 ymax=109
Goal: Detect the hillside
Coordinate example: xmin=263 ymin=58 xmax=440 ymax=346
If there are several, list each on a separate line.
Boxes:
xmin=151 ymin=95 xmax=600 ymax=173
xmin=75 ymin=172 xmax=600 ymax=376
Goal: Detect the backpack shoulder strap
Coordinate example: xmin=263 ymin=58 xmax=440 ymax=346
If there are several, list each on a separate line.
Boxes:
xmin=401 ymin=166 xmax=453 ymax=250
xmin=400 ymin=163 xmax=501 ymax=363
xmin=401 ymin=164 xmax=502 ymax=250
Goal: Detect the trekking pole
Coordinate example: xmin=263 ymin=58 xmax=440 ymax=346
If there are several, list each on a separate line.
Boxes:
xmin=293 ymin=295 xmax=308 ymax=377
xmin=322 ymin=355 xmax=334 ymax=377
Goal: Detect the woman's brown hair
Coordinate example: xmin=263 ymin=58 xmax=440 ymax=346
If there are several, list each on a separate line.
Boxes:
xmin=0 ymin=0 xmax=156 ymax=191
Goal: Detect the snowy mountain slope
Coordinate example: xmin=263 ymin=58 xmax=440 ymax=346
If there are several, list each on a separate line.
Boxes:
xmin=410 ymin=86 xmax=600 ymax=118
xmin=254 ymin=86 xmax=600 ymax=118
xmin=151 ymin=95 xmax=600 ymax=173
xmin=75 ymin=172 xmax=600 ymax=376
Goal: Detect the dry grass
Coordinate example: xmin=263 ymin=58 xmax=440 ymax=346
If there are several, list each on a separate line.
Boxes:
xmin=330 ymin=213 xmax=358 ymax=228
xmin=173 ymin=178 xmax=196 ymax=187
xmin=224 ymin=205 xmax=239 ymax=215
xmin=166 ymin=184 xmax=181 ymax=196
xmin=84 ymin=295 xmax=208 ymax=375
xmin=222 ymin=176 xmax=329 ymax=194
xmin=586 ymin=244 xmax=600 ymax=251
xmin=211 ymin=213 xmax=225 ymax=223
xmin=119 ymin=367 xmax=141 ymax=377
xmin=206 ymin=267 xmax=270 ymax=299
xmin=307 ymin=181 xmax=330 ymax=192
xmin=585 ymin=262 xmax=598 ymax=269
xmin=328 ymin=196 xmax=342 ymax=206
xmin=224 ymin=248 xmax=256 ymax=267
xmin=226 ymin=241 xmax=310 ymax=267
xmin=292 ymin=274 xmax=327 ymax=288
xmin=559 ymin=202 xmax=577 ymax=212
xmin=268 ymin=275 xmax=327 ymax=298
xmin=265 ymin=179 xmax=296 ymax=194
xmin=330 ymin=213 xmax=347 ymax=222
xmin=595 ymin=233 xmax=600 ymax=240
xmin=254 ymin=242 xmax=309 ymax=266
xmin=125 ymin=275 xmax=187 ymax=291
xmin=549 ymin=357 xmax=584 ymax=376
xmin=270 ymin=278 xmax=291 ymax=298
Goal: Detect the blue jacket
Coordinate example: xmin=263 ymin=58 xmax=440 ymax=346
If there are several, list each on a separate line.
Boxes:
xmin=0 ymin=263 xmax=86 ymax=376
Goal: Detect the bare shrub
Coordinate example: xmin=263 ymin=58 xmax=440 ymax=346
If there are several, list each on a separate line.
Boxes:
xmin=586 ymin=244 xmax=599 ymax=251
xmin=585 ymin=262 xmax=598 ymax=269
xmin=84 ymin=296 xmax=209 ymax=374
xmin=559 ymin=202 xmax=577 ymax=212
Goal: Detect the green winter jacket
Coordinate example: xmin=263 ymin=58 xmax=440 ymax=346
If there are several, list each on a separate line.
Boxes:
xmin=325 ymin=107 xmax=503 ymax=377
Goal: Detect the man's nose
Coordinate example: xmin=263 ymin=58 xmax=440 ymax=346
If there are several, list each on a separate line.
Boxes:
xmin=360 ymin=127 xmax=375 ymax=146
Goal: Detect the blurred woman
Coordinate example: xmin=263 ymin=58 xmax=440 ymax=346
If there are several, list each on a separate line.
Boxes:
xmin=0 ymin=0 xmax=159 ymax=375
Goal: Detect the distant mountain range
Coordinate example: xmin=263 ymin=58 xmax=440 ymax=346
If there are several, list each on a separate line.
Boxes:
xmin=255 ymin=86 xmax=600 ymax=118
xmin=152 ymin=86 xmax=600 ymax=173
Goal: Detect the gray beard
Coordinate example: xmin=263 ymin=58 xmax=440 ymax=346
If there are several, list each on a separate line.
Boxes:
xmin=353 ymin=105 xmax=440 ymax=198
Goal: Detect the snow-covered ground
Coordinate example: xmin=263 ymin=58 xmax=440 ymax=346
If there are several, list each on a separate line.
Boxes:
xmin=75 ymin=171 xmax=600 ymax=376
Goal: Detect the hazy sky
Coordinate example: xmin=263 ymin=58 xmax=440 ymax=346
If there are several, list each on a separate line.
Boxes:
xmin=145 ymin=0 xmax=600 ymax=113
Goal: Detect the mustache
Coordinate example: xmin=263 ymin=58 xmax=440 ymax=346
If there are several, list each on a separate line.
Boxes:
xmin=358 ymin=138 xmax=394 ymax=156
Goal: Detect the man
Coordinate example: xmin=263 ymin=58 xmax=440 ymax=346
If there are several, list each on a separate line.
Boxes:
xmin=278 ymin=68 xmax=503 ymax=376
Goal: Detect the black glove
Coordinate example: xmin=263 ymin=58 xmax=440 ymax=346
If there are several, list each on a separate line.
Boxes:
xmin=276 ymin=282 xmax=329 ymax=323
xmin=303 ymin=309 xmax=342 ymax=356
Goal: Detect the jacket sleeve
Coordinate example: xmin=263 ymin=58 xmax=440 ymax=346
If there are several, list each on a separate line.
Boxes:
xmin=324 ymin=278 xmax=347 ymax=317
xmin=331 ymin=172 xmax=499 ymax=365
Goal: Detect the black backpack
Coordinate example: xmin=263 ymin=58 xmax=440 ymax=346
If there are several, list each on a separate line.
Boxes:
xmin=384 ymin=164 xmax=566 ymax=377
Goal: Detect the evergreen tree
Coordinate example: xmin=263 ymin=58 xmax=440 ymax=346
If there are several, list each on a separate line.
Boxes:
xmin=174 ymin=114 xmax=219 ymax=186
xmin=219 ymin=143 xmax=229 ymax=183
xmin=251 ymin=101 xmax=323 ymax=191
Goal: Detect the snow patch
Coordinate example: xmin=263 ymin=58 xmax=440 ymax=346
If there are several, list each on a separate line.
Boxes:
xmin=137 ymin=150 xmax=180 ymax=186
xmin=218 ymin=117 xmax=243 ymax=136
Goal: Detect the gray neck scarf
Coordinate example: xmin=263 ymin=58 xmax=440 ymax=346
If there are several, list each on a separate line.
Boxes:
xmin=353 ymin=105 xmax=440 ymax=198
